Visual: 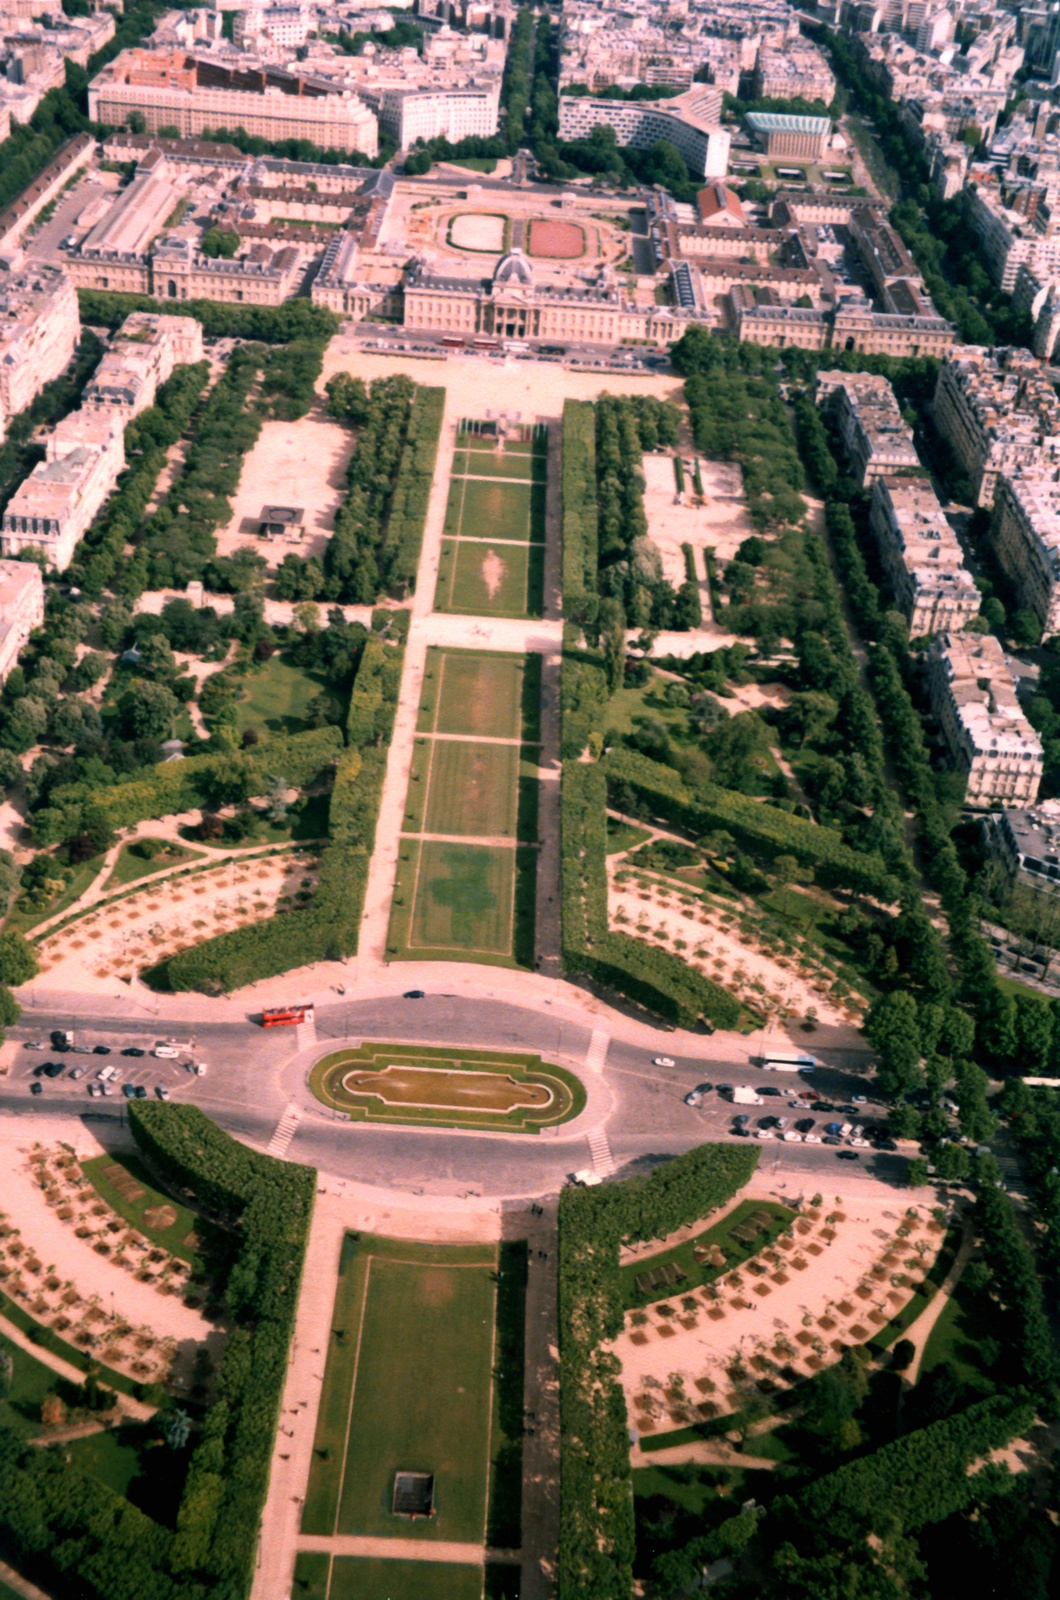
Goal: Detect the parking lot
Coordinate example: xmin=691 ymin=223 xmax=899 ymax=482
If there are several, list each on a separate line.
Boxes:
xmin=14 ymin=1030 xmax=210 ymax=1106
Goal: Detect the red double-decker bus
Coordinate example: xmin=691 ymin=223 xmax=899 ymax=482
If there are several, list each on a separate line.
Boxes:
xmin=261 ymin=1004 xmax=315 ymax=1028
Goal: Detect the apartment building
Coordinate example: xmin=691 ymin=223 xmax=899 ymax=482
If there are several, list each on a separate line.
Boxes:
xmin=927 ymin=632 xmax=1043 ymax=806
xmin=232 ymin=4 xmax=311 ymax=48
xmin=983 ymin=803 xmax=1060 ymax=899
xmin=932 ymin=344 xmax=1060 ymax=506
xmin=751 ymin=42 xmax=836 ymax=104
xmin=989 ymin=472 xmax=1060 ymax=638
xmin=0 ymin=557 xmax=42 ymax=686
xmin=557 ymin=86 xmax=729 ymax=178
xmin=88 ymin=49 xmax=379 ymax=156
xmin=0 ymin=410 xmax=124 ymax=572
xmin=869 ymin=474 xmax=980 ymax=636
xmin=0 ymin=259 xmax=79 ymax=444
xmin=815 ymin=370 xmax=920 ymax=485
xmin=361 ymin=83 xmax=499 ymax=147
xmin=967 ymin=186 xmax=1060 ymax=293
xmin=82 ymin=311 xmax=205 ymax=419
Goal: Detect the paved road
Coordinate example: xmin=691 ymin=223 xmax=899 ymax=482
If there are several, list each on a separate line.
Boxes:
xmin=1 ymin=995 xmax=905 ymax=1199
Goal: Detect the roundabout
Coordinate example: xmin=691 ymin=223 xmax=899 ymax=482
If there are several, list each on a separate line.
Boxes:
xmin=307 ymin=1040 xmax=586 ymax=1133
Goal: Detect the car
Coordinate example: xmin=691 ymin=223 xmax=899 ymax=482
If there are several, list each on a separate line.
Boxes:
xmin=837 ymin=1104 xmax=858 ymax=1115
xmin=796 ymin=1118 xmax=816 ymax=1133
xmin=92 ymin=1045 xmax=111 ymax=1056
xmin=101 ymin=1084 xmax=115 ymax=1096
xmin=815 ymin=1101 xmax=836 ymax=1112
xmin=759 ymin=1086 xmax=783 ymax=1097
xmin=52 ymin=1041 xmax=70 ymax=1053
xmin=121 ymin=1083 xmax=136 ymax=1098
xmin=23 ymin=1041 xmax=44 ymax=1050
xmin=852 ymin=1094 xmax=868 ymax=1104
xmin=570 ymin=1168 xmax=602 ymax=1187
xmin=754 ymin=1128 xmax=776 ymax=1139
xmin=653 ymin=1056 xmax=675 ymax=1067
xmin=782 ymin=1130 xmax=802 ymax=1142
xmin=693 ymin=1082 xmax=713 ymax=1096
xmin=836 ymin=1149 xmax=860 ymax=1161
xmin=87 ymin=1083 xmax=101 ymax=1097
xmin=803 ymin=1133 xmax=822 ymax=1144
xmin=849 ymin=1137 xmax=871 ymax=1148
xmin=733 ymin=1114 xmax=751 ymax=1128
xmin=403 ymin=990 xmax=425 ymax=999
xmin=825 ymin=1121 xmax=843 ymax=1135
xmin=30 ymin=1082 xmax=42 ymax=1095
xmin=684 ymin=1091 xmax=703 ymax=1107
xmin=730 ymin=1125 xmax=750 ymax=1136
xmin=774 ymin=1116 xmax=788 ymax=1129
xmin=134 ymin=1084 xmax=147 ymax=1098
xmin=98 ymin=1066 xmax=116 ymax=1082
xmin=717 ymin=1083 xmax=733 ymax=1094
xmin=823 ymin=1134 xmax=842 ymax=1146
xmin=878 ymin=1139 xmax=898 ymax=1152
xmin=43 ymin=1061 xmax=63 ymax=1079
xmin=70 ymin=1045 xmax=93 ymax=1055
xmin=155 ymin=1085 xmax=170 ymax=1100
xmin=121 ymin=1047 xmax=145 ymax=1057
xmin=152 ymin=1046 xmax=179 ymax=1060
xmin=69 ymin=1066 xmax=86 ymax=1080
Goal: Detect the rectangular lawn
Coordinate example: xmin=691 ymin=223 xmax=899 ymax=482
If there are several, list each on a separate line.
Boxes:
xmin=424 ymin=651 xmax=524 ymax=740
xmin=329 ymin=1559 xmax=483 ymax=1600
xmin=408 ymin=841 xmax=515 ymax=955
xmin=336 ymin=1254 xmax=496 ymax=1541
xmin=459 ymin=478 xmax=537 ymax=543
xmin=437 ymin=539 xmax=544 ymax=617
xmin=424 ymin=741 xmax=519 ymax=838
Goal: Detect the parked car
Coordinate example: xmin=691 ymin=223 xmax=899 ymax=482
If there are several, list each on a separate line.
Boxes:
xmin=93 ymin=1045 xmax=111 ymax=1056
xmin=774 ymin=1116 xmax=788 ymax=1129
xmin=653 ymin=1056 xmax=675 ymax=1067
xmin=43 ymin=1061 xmax=63 ymax=1079
xmin=782 ymin=1130 xmax=802 ymax=1142
xmin=23 ymin=1041 xmax=44 ymax=1050
xmin=122 ymin=1047 xmax=145 ymax=1057
xmin=823 ymin=1135 xmax=842 ymax=1146
xmin=87 ymin=1083 xmax=102 ymax=1097
xmin=733 ymin=1114 xmax=751 ymax=1128
xmin=878 ymin=1139 xmax=898 ymax=1152
xmin=152 ymin=1046 xmax=179 ymax=1060
xmin=69 ymin=1066 xmax=86 ymax=1080
xmin=803 ymin=1133 xmax=822 ymax=1144
xmin=754 ymin=1128 xmax=776 ymax=1140
xmin=693 ymin=1081 xmax=713 ymax=1096
xmin=852 ymin=1093 xmax=868 ymax=1104
xmin=759 ymin=1086 xmax=783 ymax=1097
xmin=30 ymin=1081 xmax=42 ymax=1095
xmin=684 ymin=1090 xmax=704 ymax=1107
xmin=849 ymin=1137 xmax=871 ymax=1148
xmin=122 ymin=1083 xmax=136 ymax=1098
xmin=731 ymin=1125 xmax=750 ymax=1136
xmin=836 ymin=1149 xmax=860 ymax=1161
xmin=134 ymin=1084 xmax=147 ymax=1098
xmin=155 ymin=1085 xmax=170 ymax=1100
xmin=403 ymin=990 xmax=425 ymax=999
xmin=796 ymin=1118 xmax=816 ymax=1132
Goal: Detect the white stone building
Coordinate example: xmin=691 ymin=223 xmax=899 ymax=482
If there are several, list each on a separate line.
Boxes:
xmin=869 ymin=475 xmax=981 ymax=637
xmin=82 ymin=311 xmax=205 ymax=419
xmin=927 ymin=631 xmax=1043 ymax=806
xmin=0 ymin=411 xmax=125 ymax=572
xmin=815 ymin=370 xmax=920 ymax=485
xmin=0 ymin=259 xmax=79 ymax=444
xmin=0 ymin=557 xmax=42 ymax=686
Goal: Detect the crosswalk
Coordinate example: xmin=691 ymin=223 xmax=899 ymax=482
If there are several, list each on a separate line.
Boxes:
xmin=585 ymin=1030 xmax=610 ymax=1073
xmin=587 ymin=1125 xmax=615 ymax=1176
xmin=996 ymin=1155 xmax=1028 ymax=1196
xmin=267 ymin=1103 xmax=302 ymax=1159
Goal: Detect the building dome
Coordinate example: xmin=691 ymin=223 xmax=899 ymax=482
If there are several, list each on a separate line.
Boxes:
xmin=493 ymin=249 xmax=534 ymax=286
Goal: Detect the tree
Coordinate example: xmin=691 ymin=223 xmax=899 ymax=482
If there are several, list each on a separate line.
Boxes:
xmin=599 ymin=597 xmax=626 ymax=693
xmin=0 ymin=988 xmax=20 ymax=1029
xmin=137 ymin=634 xmax=177 ymax=678
xmin=0 ymin=931 xmax=39 ymax=987
xmin=201 ymin=227 xmax=240 ymax=259
xmin=70 ymin=651 xmax=108 ymax=692
xmin=907 ymin=1157 xmax=930 ymax=1187
xmin=40 ymin=1394 xmax=64 ymax=1427
xmin=119 ymin=681 xmax=179 ymax=741
xmin=891 ymin=1339 xmax=915 ymax=1371
xmin=864 ymin=990 xmax=923 ymax=1099
xmin=934 ymin=1142 xmax=971 ymax=1182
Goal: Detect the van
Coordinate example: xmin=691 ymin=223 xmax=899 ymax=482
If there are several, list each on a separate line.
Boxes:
xmin=839 ymin=1122 xmax=853 ymax=1138
xmin=571 ymin=1168 xmax=602 ymax=1186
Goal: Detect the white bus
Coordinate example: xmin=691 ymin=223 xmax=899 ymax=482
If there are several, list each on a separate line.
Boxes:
xmin=759 ymin=1052 xmax=817 ymax=1072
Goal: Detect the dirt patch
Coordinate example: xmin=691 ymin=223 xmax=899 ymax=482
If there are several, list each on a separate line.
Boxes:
xmin=527 ymin=217 xmax=585 ymax=258
xmin=142 ymin=1204 xmax=178 ymax=1230
xmin=482 ymin=548 xmax=506 ymax=599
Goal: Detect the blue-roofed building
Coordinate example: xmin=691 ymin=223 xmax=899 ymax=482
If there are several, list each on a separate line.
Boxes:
xmin=745 ymin=112 xmax=832 ymax=162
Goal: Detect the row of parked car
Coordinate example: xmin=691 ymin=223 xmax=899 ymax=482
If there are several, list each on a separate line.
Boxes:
xmin=24 ymin=1032 xmax=204 ymax=1097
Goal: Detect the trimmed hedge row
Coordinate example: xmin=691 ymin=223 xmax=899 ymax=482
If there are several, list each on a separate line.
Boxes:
xmin=89 ymin=727 xmax=342 ymax=832
xmin=792 ymin=1393 xmax=1034 ymax=1533
xmin=129 ymin=1104 xmax=315 ymax=1597
xmin=379 ymin=384 xmax=445 ymax=595
xmin=165 ymin=626 xmax=405 ymax=991
xmin=561 ymin=759 xmax=740 ymax=1029
xmin=558 ymin=1145 xmax=758 ymax=1600
xmin=601 ymin=747 xmax=896 ymax=899
xmin=561 ymin=399 xmax=598 ymax=616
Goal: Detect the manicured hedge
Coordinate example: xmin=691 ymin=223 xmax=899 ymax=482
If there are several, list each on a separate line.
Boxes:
xmin=560 ymin=625 xmax=610 ymax=760
xmin=129 ymin=1104 xmax=314 ymax=1596
xmin=561 ymin=760 xmax=740 ymax=1029
xmin=379 ymin=384 xmax=445 ymax=595
xmin=558 ymin=1145 xmax=758 ymax=1600
xmin=561 ymin=399 xmax=598 ymax=617
xmin=165 ymin=626 xmax=405 ymax=991
xmin=792 ymin=1393 xmax=1034 ymax=1533
xmin=601 ymin=747 xmax=896 ymax=900
xmin=87 ymin=727 xmax=341 ymax=832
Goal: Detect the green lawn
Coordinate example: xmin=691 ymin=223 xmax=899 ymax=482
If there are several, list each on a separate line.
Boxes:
xmin=103 ymin=840 xmax=204 ymax=890
xmin=452 ymin=448 xmax=545 ymax=482
xmin=606 ymin=819 xmax=652 ymax=855
xmin=330 ymin=1559 xmax=483 ymax=1600
xmin=423 ymin=740 xmax=521 ymax=838
xmin=618 ymin=1199 xmax=795 ymax=1310
xmin=418 ymin=649 xmax=536 ymax=741
xmin=0 ymin=1331 xmax=63 ymax=1438
xmin=918 ymin=1271 xmax=997 ymax=1390
xmin=458 ymin=478 xmax=537 ymax=543
xmin=80 ymin=1153 xmax=201 ymax=1266
xmin=308 ymin=1044 xmax=583 ymax=1132
xmin=66 ymin=1426 xmax=144 ymax=1495
xmin=436 ymin=538 xmax=541 ymax=617
xmin=292 ymin=1551 xmax=330 ymax=1598
xmin=409 ymin=841 xmax=515 ymax=956
xmin=232 ymin=652 xmax=327 ymax=735
xmin=303 ymin=1235 xmax=499 ymax=1549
